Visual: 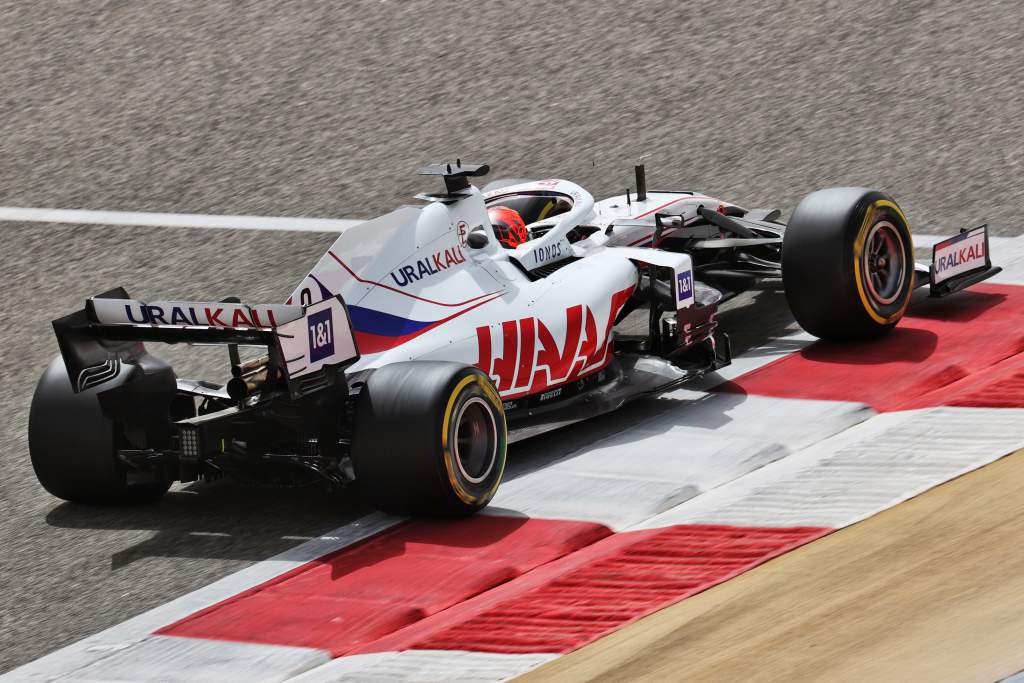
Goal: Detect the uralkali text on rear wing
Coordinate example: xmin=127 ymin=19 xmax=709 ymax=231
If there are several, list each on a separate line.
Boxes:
xmin=53 ymin=288 xmax=360 ymax=398
xmin=90 ymin=297 xmax=303 ymax=329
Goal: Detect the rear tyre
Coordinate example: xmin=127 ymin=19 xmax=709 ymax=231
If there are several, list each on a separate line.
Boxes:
xmin=351 ymin=362 xmax=507 ymax=516
xmin=782 ymin=187 xmax=915 ymax=340
xmin=29 ymin=356 xmax=172 ymax=505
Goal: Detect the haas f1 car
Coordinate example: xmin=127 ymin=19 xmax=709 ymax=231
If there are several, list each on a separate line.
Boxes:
xmin=29 ymin=162 xmax=1001 ymax=515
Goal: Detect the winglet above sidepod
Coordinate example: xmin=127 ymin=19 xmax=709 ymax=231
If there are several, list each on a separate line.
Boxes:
xmin=418 ymin=159 xmax=490 ymax=194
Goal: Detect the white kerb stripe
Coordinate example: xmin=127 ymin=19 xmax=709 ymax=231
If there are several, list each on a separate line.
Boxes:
xmin=0 ymin=206 xmax=363 ymax=232
xmin=640 ymin=407 xmax=1024 ymax=529
xmin=287 ymin=650 xmax=559 ymax=683
xmin=47 ymin=636 xmax=330 ymax=683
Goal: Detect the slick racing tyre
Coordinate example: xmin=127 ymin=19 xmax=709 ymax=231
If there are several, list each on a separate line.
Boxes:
xmin=29 ymin=355 xmax=173 ymax=505
xmin=352 ymin=362 xmax=507 ymax=516
xmin=782 ymin=187 xmax=915 ymax=340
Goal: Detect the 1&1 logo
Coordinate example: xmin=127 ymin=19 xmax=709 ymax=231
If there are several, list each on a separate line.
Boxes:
xmin=307 ymin=308 xmax=335 ymax=363
xmin=676 ymin=270 xmax=693 ymax=301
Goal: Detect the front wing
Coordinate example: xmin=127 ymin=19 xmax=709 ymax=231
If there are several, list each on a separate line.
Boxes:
xmin=926 ymin=224 xmax=1002 ymax=297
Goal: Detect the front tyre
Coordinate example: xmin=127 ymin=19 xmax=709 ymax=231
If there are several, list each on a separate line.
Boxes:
xmin=782 ymin=187 xmax=915 ymax=340
xmin=351 ymin=362 xmax=507 ymax=516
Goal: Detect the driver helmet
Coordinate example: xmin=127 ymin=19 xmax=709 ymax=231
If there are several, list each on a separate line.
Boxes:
xmin=487 ymin=206 xmax=529 ymax=249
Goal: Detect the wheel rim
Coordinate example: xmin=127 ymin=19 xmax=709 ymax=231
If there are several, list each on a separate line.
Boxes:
xmin=453 ymin=397 xmax=497 ymax=484
xmin=862 ymin=220 xmax=906 ymax=306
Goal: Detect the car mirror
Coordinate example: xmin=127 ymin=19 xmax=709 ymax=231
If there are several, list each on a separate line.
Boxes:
xmin=467 ymin=231 xmax=489 ymax=249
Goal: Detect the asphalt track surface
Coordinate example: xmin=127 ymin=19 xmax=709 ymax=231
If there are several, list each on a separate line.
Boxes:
xmin=2 ymin=0 xmax=1024 ymax=674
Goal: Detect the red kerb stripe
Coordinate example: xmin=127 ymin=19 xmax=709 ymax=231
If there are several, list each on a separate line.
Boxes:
xmin=722 ymin=283 xmax=1024 ymax=411
xmin=157 ymin=516 xmax=611 ymax=656
xmin=156 ymin=516 xmax=826 ymax=657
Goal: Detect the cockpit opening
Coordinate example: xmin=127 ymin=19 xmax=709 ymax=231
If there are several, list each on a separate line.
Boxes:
xmin=485 ymin=191 xmax=576 ymax=248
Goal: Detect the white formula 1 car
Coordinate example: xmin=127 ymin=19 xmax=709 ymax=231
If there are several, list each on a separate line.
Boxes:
xmin=29 ymin=162 xmax=1000 ymax=515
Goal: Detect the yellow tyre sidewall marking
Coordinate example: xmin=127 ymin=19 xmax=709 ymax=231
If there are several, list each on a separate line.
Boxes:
xmin=853 ymin=199 xmax=913 ymax=325
xmin=441 ymin=374 xmax=506 ymax=505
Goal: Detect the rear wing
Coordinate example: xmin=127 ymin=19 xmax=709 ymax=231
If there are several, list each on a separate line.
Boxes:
xmin=53 ymin=287 xmax=360 ymax=398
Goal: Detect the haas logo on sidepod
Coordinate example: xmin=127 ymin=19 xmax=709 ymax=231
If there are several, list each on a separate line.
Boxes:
xmin=475 ymin=286 xmax=633 ymax=397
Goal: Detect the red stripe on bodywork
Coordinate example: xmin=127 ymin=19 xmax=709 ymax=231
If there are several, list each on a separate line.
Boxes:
xmin=327 ymin=251 xmax=501 ymax=307
xmin=516 ymin=317 xmax=536 ymax=390
xmin=474 ymin=326 xmax=492 ymax=375
xmin=722 ymin=283 xmax=1024 ymax=411
xmin=492 ymin=320 xmax=519 ymax=391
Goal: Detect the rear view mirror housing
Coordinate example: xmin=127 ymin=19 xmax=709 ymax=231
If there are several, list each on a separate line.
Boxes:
xmin=467 ymin=231 xmax=489 ymax=249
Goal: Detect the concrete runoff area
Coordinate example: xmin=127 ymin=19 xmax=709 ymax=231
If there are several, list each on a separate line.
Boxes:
xmin=521 ymin=449 xmax=1024 ymax=683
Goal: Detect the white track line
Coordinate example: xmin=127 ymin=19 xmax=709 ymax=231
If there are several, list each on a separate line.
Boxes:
xmin=0 ymin=206 xmax=1013 ymax=239
xmin=0 ymin=206 xmax=362 ymax=232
